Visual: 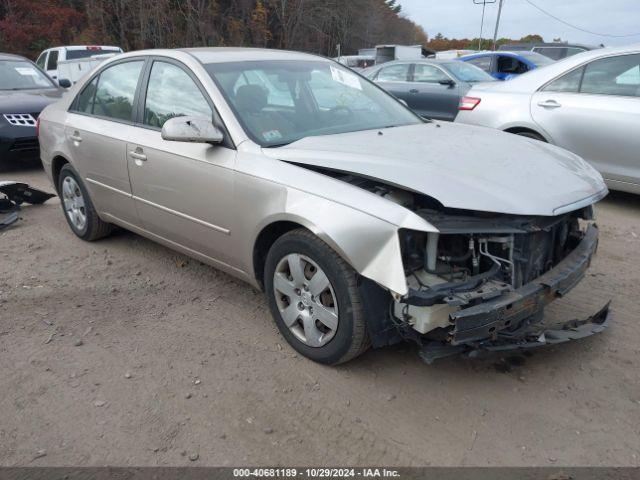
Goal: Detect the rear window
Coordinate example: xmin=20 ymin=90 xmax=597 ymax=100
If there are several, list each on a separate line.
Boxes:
xmin=66 ymin=48 xmax=121 ymax=60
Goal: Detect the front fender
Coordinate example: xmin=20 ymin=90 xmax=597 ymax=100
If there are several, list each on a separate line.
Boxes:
xmin=251 ymin=187 xmax=435 ymax=297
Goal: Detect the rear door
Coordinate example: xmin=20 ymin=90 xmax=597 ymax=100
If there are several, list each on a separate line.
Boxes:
xmin=127 ymin=58 xmax=238 ymax=266
xmin=64 ymin=58 xmax=146 ymax=225
xmin=408 ymin=63 xmax=460 ymax=120
xmin=531 ymin=53 xmax=640 ymax=185
xmin=372 ymin=63 xmax=412 ymax=103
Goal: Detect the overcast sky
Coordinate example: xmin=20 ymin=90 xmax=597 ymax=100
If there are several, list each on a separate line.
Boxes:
xmin=400 ymin=0 xmax=640 ymax=46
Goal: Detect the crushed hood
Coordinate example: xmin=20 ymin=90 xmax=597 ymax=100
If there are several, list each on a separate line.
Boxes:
xmin=263 ymin=122 xmax=607 ymax=216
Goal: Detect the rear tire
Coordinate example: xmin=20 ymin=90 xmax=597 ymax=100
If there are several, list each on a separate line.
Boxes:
xmin=58 ymin=164 xmax=112 ymax=241
xmin=264 ymin=229 xmax=369 ymax=365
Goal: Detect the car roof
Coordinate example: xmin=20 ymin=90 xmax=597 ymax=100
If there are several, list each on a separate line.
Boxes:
xmin=181 ymin=47 xmax=328 ymax=64
xmin=0 ymin=52 xmax=29 ymax=61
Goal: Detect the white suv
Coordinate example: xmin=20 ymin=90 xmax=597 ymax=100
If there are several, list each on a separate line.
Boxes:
xmin=35 ymin=45 xmax=123 ymax=83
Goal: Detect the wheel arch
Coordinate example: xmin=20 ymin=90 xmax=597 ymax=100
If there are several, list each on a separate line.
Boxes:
xmin=252 ymin=220 xmax=309 ymax=290
xmin=51 ymin=155 xmax=70 ymax=193
xmin=503 ymin=126 xmax=549 ymax=142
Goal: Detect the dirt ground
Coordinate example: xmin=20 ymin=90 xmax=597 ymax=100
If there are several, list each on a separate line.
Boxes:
xmin=1 ymin=165 xmax=639 ymax=467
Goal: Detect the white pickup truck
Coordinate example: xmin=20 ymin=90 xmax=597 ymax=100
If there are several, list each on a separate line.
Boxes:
xmin=35 ymin=45 xmax=123 ymax=84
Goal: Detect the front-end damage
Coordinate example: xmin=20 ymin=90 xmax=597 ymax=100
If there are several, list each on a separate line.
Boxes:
xmin=394 ymin=204 xmax=610 ymax=362
xmin=279 ymin=162 xmax=610 ymax=362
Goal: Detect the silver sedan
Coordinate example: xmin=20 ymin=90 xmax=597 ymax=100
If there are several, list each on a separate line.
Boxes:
xmin=39 ymin=48 xmax=610 ymax=364
xmin=456 ymin=44 xmax=640 ymax=194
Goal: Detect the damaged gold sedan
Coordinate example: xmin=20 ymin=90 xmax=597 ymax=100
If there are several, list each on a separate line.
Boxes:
xmin=38 ymin=48 xmax=610 ymax=364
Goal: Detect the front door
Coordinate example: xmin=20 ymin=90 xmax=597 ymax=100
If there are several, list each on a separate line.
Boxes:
xmin=127 ymin=59 xmax=238 ymax=267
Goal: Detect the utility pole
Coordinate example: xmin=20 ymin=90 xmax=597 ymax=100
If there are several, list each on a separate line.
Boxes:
xmin=474 ymin=0 xmax=496 ymax=51
xmin=492 ymin=0 xmax=505 ymax=51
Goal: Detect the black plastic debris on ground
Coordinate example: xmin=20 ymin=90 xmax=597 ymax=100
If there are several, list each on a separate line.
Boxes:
xmin=0 ymin=181 xmax=55 ymax=230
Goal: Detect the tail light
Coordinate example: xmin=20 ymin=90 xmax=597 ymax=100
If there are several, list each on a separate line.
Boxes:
xmin=36 ymin=116 xmax=40 ymax=137
xmin=459 ymin=96 xmax=481 ymax=111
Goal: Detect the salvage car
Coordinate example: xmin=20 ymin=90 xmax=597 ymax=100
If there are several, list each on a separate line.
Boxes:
xmin=39 ymin=48 xmax=610 ymax=364
xmin=456 ymin=44 xmax=640 ymax=194
xmin=1 ymin=53 xmax=65 ymax=168
xmin=362 ymin=59 xmax=495 ymax=121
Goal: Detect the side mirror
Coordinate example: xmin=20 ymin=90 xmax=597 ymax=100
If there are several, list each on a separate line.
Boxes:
xmin=438 ymin=79 xmax=456 ymax=88
xmin=58 ymin=78 xmax=72 ymax=88
xmin=161 ymin=116 xmax=224 ymax=144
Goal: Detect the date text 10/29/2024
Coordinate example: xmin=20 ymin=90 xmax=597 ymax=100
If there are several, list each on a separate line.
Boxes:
xmin=233 ymin=468 xmax=401 ymax=478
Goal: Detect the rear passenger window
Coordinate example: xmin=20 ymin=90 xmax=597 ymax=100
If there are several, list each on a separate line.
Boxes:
xmin=543 ymin=67 xmax=584 ymax=93
xmin=92 ymin=61 xmax=144 ymax=121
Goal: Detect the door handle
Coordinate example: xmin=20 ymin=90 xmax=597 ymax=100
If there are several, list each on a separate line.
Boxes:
xmin=537 ymin=100 xmax=561 ymax=108
xmin=69 ymin=132 xmax=82 ymax=142
xmin=129 ymin=151 xmax=147 ymax=161
xmin=409 ymin=89 xmax=419 ymax=94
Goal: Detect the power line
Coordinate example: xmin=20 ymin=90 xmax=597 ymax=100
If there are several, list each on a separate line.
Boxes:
xmin=523 ymin=0 xmax=640 ymax=38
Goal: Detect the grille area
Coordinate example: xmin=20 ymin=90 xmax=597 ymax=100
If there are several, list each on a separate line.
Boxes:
xmin=3 ymin=113 xmax=37 ymax=126
xmin=10 ymin=137 xmax=39 ymax=152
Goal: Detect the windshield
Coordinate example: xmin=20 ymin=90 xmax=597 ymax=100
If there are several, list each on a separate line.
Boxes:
xmin=518 ymin=52 xmax=555 ymax=67
xmin=205 ymin=60 xmax=422 ymax=147
xmin=0 ymin=60 xmax=55 ymax=90
xmin=441 ymin=62 xmax=495 ymax=82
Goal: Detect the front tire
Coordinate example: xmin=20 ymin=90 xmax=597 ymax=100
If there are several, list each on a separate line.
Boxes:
xmin=264 ymin=229 xmax=369 ymax=365
xmin=58 ymin=164 xmax=112 ymax=241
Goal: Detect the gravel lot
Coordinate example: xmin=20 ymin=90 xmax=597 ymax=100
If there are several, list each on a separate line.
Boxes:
xmin=1 ymin=165 xmax=639 ymax=467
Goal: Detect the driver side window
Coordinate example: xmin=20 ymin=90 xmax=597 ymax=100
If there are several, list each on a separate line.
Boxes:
xmin=36 ymin=52 xmax=47 ymax=69
xmin=497 ymin=56 xmax=528 ymax=74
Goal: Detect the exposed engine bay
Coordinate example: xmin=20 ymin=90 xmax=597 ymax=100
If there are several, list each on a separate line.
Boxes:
xmin=397 ymin=206 xmax=592 ymax=333
xmin=320 ymin=169 xmax=610 ymax=361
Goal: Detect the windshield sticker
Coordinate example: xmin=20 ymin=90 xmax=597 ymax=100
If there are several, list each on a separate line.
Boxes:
xmin=262 ymin=130 xmax=282 ymax=141
xmin=330 ymin=65 xmax=362 ymax=91
xmin=15 ymin=67 xmax=39 ymax=76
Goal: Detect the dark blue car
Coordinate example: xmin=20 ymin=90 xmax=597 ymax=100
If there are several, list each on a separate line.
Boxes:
xmin=458 ymin=51 xmax=555 ymax=80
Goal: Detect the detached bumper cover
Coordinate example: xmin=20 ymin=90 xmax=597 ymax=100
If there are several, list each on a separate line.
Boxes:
xmin=420 ymin=301 xmax=610 ymax=364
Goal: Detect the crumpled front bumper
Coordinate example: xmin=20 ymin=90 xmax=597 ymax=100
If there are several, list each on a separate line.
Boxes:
xmin=417 ymin=224 xmax=611 ymax=362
